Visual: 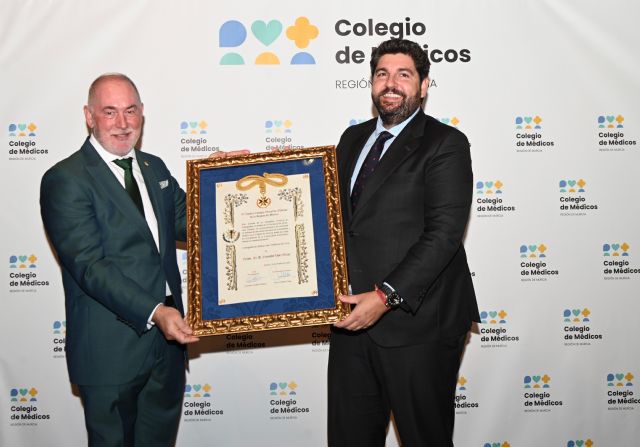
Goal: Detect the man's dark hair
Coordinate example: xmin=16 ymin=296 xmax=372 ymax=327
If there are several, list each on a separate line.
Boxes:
xmin=370 ymin=39 xmax=430 ymax=81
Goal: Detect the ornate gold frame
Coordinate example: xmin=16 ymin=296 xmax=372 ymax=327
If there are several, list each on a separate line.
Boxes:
xmin=186 ymin=146 xmax=350 ymax=336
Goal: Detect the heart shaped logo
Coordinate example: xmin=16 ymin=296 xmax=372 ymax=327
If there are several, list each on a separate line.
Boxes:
xmin=193 ymin=384 xmax=201 ymax=392
xmin=524 ymin=117 xmax=532 ymax=124
xmin=528 ymin=245 xmax=537 ymax=253
xmin=20 ymin=388 xmax=28 ymax=396
xmin=572 ymin=309 xmax=580 ymax=317
xmin=441 ymin=118 xmax=450 ymax=125
xmin=251 ymin=20 xmax=283 ymax=46
xmin=18 ymin=124 xmax=27 ymax=131
xmin=576 ymin=441 xmax=584 ymax=447
xmin=279 ymin=382 xmax=287 ymax=390
xmin=274 ymin=120 xmax=283 ymax=128
xmin=532 ymin=375 xmax=541 ymax=383
xmin=485 ymin=181 xmax=493 ymax=189
xmin=489 ymin=311 xmax=497 ymax=318
xmin=19 ymin=255 xmax=28 ymax=263
xmin=189 ymin=121 xmax=198 ymax=129
xmin=568 ymin=180 xmax=576 ymax=187
xmin=606 ymin=115 xmax=615 ymax=123
xmin=612 ymin=244 xmax=620 ymax=251
xmin=615 ymin=373 xmax=624 ymax=381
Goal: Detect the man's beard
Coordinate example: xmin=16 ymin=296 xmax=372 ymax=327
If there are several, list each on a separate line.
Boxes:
xmin=372 ymin=88 xmax=423 ymax=127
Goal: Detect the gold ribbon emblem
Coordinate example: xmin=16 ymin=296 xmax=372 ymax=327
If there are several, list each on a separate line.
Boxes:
xmin=236 ymin=173 xmax=288 ymax=208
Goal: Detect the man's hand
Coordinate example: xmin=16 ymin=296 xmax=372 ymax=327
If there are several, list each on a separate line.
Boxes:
xmin=152 ymin=304 xmax=199 ymax=344
xmin=208 ymin=149 xmax=250 ymax=159
xmin=333 ymin=291 xmax=389 ymax=331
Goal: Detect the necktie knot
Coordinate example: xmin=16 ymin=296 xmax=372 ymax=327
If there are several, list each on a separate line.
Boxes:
xmin=374 ymin=131 xmax=394 ymax=146
xmin=113 ymin=157 xmax=134 ymax=171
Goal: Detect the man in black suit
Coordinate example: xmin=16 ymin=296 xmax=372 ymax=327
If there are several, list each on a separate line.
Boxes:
xmin=40 ymin=73 xmax=200 ymax=446
xmin=328 ymin=39 xmax=480 ymax=447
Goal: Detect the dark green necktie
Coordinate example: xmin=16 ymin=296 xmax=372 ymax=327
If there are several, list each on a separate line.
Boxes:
xmin=113 ymin=157 xmax=145 ymax=216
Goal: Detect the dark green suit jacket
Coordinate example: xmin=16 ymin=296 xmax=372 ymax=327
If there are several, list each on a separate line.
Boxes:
xmin=40 ymin=139 xmax=186 ymax=386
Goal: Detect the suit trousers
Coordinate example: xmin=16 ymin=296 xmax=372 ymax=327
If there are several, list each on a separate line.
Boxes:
xmin=328 ymin=329 xmax=466 ymax=447
xmin=78 ymin=329 xmax=185 ymax=447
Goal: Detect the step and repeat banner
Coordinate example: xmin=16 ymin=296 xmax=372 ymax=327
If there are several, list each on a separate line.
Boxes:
xmin=2 ymin=1 xmax=639 ymax=445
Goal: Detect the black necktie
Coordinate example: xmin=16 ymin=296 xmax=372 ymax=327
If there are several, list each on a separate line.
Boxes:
xmin=351 ymin=131 xmax=394 ymax=211
xmin=113 ymin=157 xmax=145 ymax=216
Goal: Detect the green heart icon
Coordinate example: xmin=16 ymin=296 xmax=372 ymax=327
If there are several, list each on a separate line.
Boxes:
xmin=19 ymin=256 xmax=27 ymax=263
xmin=489 ymin=311 xmax=497 ymax=318
xmin=251 ymin=20 xmax=283 ymax=46
xmin=279 ymin=382 xmax=287 ymax=389
xmin=606 ymin=115 xmax=615 ymax=123
xmin=485 ymin=181 xmax=493 ymax=189
xmin=441 ymin=118 xmax=450 ymax=124
xmin=612 ymin=244 xmax=620 ymax=251
xmin=616 ymin=373 xmax=624 ymax=381
xmin=576 ymin=441 xmax=584 ymax=447
xmin=532 ymin=375 xmax=541 ymax=383
xmin=189 ymin=121 xmax=198 ymax=129
xmin=18 ymin=124 xmax=27 ymax=131
xmin=528 ymin=245 xmax=537 ymax=253
xmin=524 ymin=117 xmax=532 ymax=124
xmin=572 ymin=309 xmax=581 ymax=317
xmin=193 ymin=384 xmax=201 ymax=391
xmin=274 ymin=120 xmax=283 ymax=127
xmin=568 ymin=180 xmax=576 ymax=187
xmin=20 ymin=388 xmax=28 ymax=396
xmin=493 ymin=444 xmax=501 ymax=447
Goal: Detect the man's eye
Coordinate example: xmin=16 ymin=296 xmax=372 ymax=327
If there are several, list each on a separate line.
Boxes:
xmin=104 ymin=111 xmax=115 ymax=118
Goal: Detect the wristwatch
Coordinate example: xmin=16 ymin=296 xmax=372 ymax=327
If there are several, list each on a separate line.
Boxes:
xmin=378 ymin=283 xmax=403 ymax=308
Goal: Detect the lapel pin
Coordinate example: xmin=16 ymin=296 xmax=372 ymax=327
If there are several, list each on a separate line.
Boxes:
xmin=144 ymin=161 xmax=149 ymax=167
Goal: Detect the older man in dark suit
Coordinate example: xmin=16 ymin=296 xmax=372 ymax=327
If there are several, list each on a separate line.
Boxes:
xmin=328 ymin=39 xmax=480 ymax=447
xmin=40 ymin=73 xmax=198 ymax=446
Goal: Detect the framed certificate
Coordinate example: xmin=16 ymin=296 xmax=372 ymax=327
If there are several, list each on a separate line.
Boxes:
xmin=186 ymin=146 xmax=350 ymax=336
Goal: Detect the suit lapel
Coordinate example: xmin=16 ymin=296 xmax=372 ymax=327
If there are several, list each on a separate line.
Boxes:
xmin=351 ymin=112 xmax=427 ymax=220
xmin=136 ymin=151 xmax=167 ymax=258
xmin=341 ymin=121 xmax=376 ymax=221
xmin=81 ymin=141 xmax=156 ymax=247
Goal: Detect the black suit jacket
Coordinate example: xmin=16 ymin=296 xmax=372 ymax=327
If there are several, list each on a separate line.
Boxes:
xmin=40 ymin=139 xmax=186 ymax=385
xmin=337 ymin=112 xmax=480 ymax=347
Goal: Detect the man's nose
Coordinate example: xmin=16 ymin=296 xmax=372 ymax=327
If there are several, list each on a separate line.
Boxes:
xmin=115 ymin=112 xmax=127 ymax=128
xmin=385 ymin=75 xmax=398 ymax=89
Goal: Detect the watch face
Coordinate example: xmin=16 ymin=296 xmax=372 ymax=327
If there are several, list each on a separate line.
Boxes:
xmin=386 ymin=293 xmax=402 ymax=307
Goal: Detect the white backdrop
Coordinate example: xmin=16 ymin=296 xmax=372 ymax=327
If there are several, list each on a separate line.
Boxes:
xmin=2 ymin=1 xmax=639 ymax=446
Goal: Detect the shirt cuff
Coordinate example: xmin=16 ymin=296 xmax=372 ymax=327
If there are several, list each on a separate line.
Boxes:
xmin=147 ymin=303 xmax=163 ymax=330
